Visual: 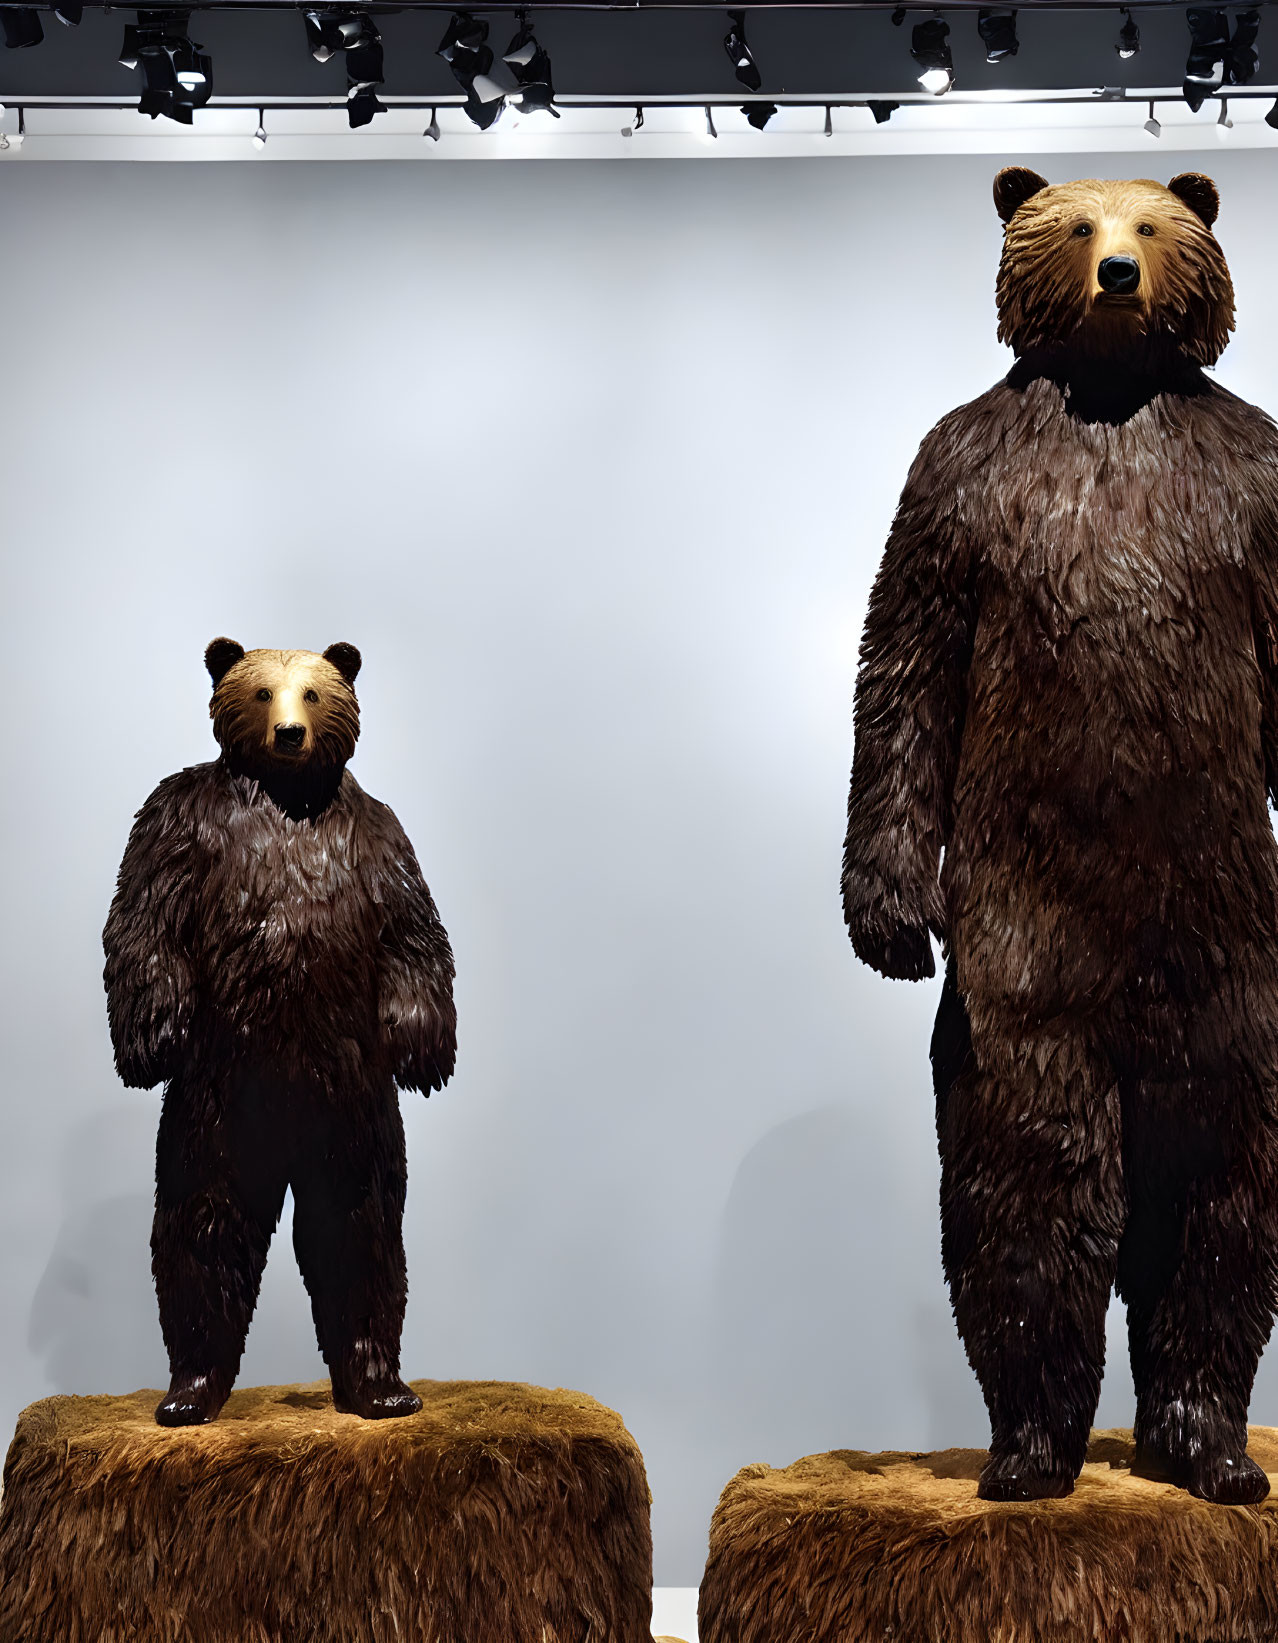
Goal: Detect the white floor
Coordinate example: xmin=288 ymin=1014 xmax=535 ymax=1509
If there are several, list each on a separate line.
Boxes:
xmin=652 ymin=1588 xmax=699 ymax=1641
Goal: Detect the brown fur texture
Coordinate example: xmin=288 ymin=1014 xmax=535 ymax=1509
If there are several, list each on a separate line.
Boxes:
xmin=0 ymin=1379 xmax=653 ymax=1643
xmin=103 ymin=642 xmax=457 ymax=1427
xmin=698 ymin=1428 xmax=1278 ymax=1643
xmin=842 ymin=174 xmax=1278 ymax=1504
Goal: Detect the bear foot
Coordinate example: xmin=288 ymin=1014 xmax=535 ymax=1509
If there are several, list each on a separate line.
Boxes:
xmin=154 ymin=1372 xmax=229 ymax=1428
xmin=1133 ymin=1441 xmax=1270 ymax=1505
xmin=978 ymin=1448 xmax=1076 ymax=1502
xmin=331 ymin=1373 xmax=422 ymax=1421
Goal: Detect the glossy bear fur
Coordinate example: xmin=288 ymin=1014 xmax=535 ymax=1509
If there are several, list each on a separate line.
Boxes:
xmin=104 ymin=639 xmax=456 ymax=1426
xmin=843 ymin=170 xmax=1278 ymax=1504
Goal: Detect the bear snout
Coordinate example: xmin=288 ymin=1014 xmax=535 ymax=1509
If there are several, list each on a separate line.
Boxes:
xmin=274 ymin=723 xmax=307 ymax=752
xmin=1097 ymin=254 xmax=1141 ymax=295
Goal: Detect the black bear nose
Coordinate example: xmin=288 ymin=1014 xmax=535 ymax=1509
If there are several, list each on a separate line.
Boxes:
xmin=1097 ymin=255 xmax=1141 ymax=294
xmin=274 ymin=723 xmax=306 ymax=749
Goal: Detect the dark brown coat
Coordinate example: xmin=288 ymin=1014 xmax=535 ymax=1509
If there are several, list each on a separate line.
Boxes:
xmin=843 ymin=171 xmax=1278 ymax=1505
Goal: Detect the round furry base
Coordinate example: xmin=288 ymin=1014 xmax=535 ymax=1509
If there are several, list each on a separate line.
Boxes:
xmin=0 ymin=1378 xmax=654 ymax=1643
xmin=699 ymin=1428 xmax=1278 ymax=1643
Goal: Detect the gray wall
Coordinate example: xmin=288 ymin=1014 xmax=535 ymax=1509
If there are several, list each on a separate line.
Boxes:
xmin=2 ymin=151 xmax=1278 ymax=1584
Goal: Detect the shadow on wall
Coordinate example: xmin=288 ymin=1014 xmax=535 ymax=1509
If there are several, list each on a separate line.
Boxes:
xmin=28 ymin=1103 xmax=324 ymax=1396
xmin=707 ymin=1104 xmax=986 ymax=1463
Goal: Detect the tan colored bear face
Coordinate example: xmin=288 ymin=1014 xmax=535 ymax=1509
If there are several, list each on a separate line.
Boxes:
xmin=993 ymin=169 xmax=1234 ymax=366
xmin=205 ymin=638 xmax=361 ymax=773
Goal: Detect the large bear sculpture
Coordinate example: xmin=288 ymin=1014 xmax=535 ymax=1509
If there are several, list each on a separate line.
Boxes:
xmin=843 ymin=170 xmax=1278 ymax=1504
xmin=104 ymin=639 xmax=456 ymax=1426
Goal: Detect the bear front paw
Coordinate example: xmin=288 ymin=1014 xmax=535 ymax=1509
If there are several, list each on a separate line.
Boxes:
xmin=849 ymin=918 xmax=936 ymax=982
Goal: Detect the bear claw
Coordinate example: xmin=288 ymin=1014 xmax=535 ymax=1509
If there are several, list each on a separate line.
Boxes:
xmin=1133 ymin=1443 xmax=1270 ymax=1505
xmin=155 ymin=1373 xmax=228 ymax=1428
xmin=331 ymin=1375 xmax=422 ymax=1421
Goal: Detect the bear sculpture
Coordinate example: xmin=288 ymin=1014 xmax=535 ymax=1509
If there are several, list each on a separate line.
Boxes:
xmin=104 ymin=639 xmax=456 ymax=1426
xmin=843 ymin=171 xmax=1278 ymax=1504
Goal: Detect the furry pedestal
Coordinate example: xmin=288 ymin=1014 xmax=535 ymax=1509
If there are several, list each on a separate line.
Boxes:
xmin=698 ymin=1428 xmax=1278 ymax=1643
xmin=0 ymin=1378 xmax=653 ymax=1643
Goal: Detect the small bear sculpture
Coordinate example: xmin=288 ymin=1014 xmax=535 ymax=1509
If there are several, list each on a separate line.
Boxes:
xmin=843 ymin=171 xmax=1278 ymax=1504
xmin=104 ymin=639 xmax=456 ymax=1426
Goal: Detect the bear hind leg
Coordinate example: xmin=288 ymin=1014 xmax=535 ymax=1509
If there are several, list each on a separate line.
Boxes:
xmin=935 ymin=987 xmax=1124 ymax=1500
xmin=291 ymin=1096 xmax=421 ymax=1421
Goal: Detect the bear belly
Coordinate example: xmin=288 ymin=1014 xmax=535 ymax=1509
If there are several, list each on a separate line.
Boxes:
xmin=944 ymin=547 xmax=1278 ymax=1020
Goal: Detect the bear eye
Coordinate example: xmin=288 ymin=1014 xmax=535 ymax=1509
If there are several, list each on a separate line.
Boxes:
xmin=1137 ymin=223 xmax=1155 ymax=237
xmin=1073 ymin=223 xmax=1093 ymax=238
xmin=256 ymin=688 xmax=272 ymax=702
xmin=304 ymin=689 xmax=319 ymax=704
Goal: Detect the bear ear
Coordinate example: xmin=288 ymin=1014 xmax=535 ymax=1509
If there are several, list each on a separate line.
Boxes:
xmin=323 ymin=642 xmax=362 ymax=684
xmin=1168 ymin=172 xmax=1220 ymax=229
xmin=205 ymin=637 xmax=245 ymax=687
xmin=994 ymin=166 xmax=1049 ymax=224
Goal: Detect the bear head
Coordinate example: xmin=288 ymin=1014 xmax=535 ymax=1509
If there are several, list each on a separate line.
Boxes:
xmin=205 ymin=638 xmax=361 ymax=778
xmin=993 ymin=168 xmax=1234 ymax=368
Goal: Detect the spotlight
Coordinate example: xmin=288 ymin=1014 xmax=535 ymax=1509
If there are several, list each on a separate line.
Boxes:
xmin=621 ymin=104 xmax=644 ymax=137
xmin=303 ymin=11 xmax=384 ymax=129
xmin=704 ymin=105 xmax=718 ymax=139
xmin=1116 ymin=7 xmax=1140 ymax=59
xmin=437 ymin=12 xmax=509 ymax=130
xmin=1227 ymin=8 xmax=1261 ymax=84
xmin=743 ymin=102 xmax=776 ymax=131
xmin=1183 ymin=7 xmax=1229 ymax=112
xmin=119 ymin=12 xmax=214 ymax=125
xmin=724 ymin=12 xmax=762 ymax=92
xmin=912 ymin=16 xmax=954 ymax=94
xmin=424 ymin=108 xmax=441 ymax=142
xmin=1217 ymin=95 xmax=1233 ymax=134
xmin=978 ymin=9 xmax=1019 ymax=64
xmin=1267 ymin=96 xmax=1278 ymax=130
xmin=252 ymin=109 xmax=267 ymax=149
xmin=867 ymin=100 xmax=899 ymax=124
xmin=824 ymin=104 xmax=833 ymax=137
xmin=504 ymin=13 xmax=557 ymax=117
xmin=1 ymin=9 xmax=43 ymax=49
xmin=1144 ymin=98 xmax=1161 ymax=137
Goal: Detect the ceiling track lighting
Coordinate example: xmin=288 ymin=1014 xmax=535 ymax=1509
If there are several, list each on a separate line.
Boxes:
xmin=252 ymin=107 xmax=267 ymax=147
xmin=1183 ymin=6 xmax=1261 ymax=113
xmin=503 ymin=12 xmax=557 ymax=118
xmin=824 ymin=103 xmax=833 ymax=137
xmin=704 ymin=104 xmax=717 ymax=139
xmin=1217 ymin=93 xmax=1233 ymax=132
xmin=424 ymin=107 xmax=440 ymax=142
xmin=437 ymin=12 xmax=508 ymax=131
xmin=978 ymin=9 xmax=1019 ymax=65
xmin=1 ymin=7 xmax=43 ymax=49
xmin=620 ymin=104 xmax=644 ymax=137
xmin=743 ymin=102 xmax=776 ymax=131
xmin=303 ymin=10 xmax=384 ymax=129
xmin=1144 ymin=97 xmax=1161 ymax=137
xmin=119 ymin=10 xmax=213 ymax=125
xmin=724 ymin=11 xmax=762 ymax=93
xmin=1116 ymin=7 xmax=1141 ymax=60
xmin=911 ymin=15 xmax=954 ymax=95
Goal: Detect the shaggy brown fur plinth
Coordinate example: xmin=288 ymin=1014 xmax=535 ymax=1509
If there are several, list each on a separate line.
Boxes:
xmin=699 ymin=1428 xmax=1278 ymax=1643
xmin=0 ymin=1379 xmax=653 ymax=1643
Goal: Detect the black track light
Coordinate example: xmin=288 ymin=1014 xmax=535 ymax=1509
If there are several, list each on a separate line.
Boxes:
xmin=1 ymin=9 xmax=43 ymax=49
xmin=704 ymin=105 xmax=718 ymax=139
xmin=424 ymin=108 xmax=440 ymax=142
xmin=437 ymin=13 xmax=510 ymax=130
xmin=978 ymin=9 xmax=1019 ymax=64
xmin=1116 ymin=7 xmax=1140 ymax=59
xmin=119 ymin=11 xmax=213 ymax=125
xmin=1183 ymin=8 xmax=1229 ymax=111
xmin=912 ymin=16 xmax=954 ymax=94
xmin=725 ymin=12 xmax=762 ymax=93
xmin=1227 ymin=8 xmax=1261 ymax=84
xmin=868 ymin=100 xmax=899 ymax=124
xmin=743 ymin=102 xmax=777 ymax=131
xmin=303 ymin=11 xmax=384 ymax=129
xmin=504 ymin=13 xmax=557 ymax=117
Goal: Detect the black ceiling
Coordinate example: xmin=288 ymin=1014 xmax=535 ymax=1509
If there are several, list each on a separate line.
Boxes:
xmin=2 ymin=3 xmax=1276 ymax=101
